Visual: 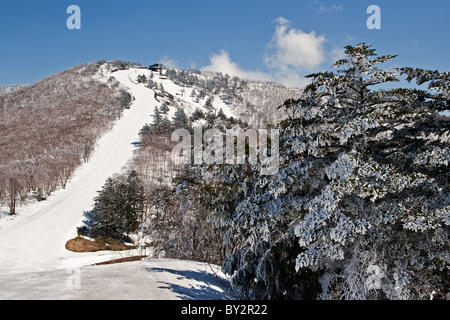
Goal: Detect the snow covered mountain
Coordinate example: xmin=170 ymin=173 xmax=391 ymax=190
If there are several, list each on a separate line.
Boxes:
xmin=0 ymin=61 xmax=302 ymax=299
xmin=1 ymin=45 xmax=448 ymax=301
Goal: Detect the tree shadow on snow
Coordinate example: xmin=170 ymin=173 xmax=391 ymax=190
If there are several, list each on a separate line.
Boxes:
xmin=146 ymin=267 xmax=231 ymax=300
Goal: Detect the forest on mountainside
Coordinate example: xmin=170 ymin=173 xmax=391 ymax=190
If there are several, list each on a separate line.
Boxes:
xmin=83 ymin=44 xmax=449 ymax=299
xmin=3 ymin=44 xmax=448 ymax=299
xmin=0 ymin=61 xmax=131 ymax=214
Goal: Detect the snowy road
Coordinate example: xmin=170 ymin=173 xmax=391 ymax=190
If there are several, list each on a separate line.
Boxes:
xmin=0 ymin=68 xmax=230 ymax=299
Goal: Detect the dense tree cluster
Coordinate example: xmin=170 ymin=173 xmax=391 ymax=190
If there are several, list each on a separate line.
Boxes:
xmin=117 ymin=92 xmax=252 ymax=262
xmin=164 ymin=68 xmax=302 ymax=127
xmin=141 ymin=184 xmax=225 ymax=264
xmin=80 ymin=170 xmax=144 ymax=242
xmin=166 ymin=44 xmax=449 ymax=299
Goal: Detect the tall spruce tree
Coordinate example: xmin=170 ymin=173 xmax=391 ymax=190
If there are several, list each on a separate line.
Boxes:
xmin=172 ymin=107 xmax=188 ymax=129
xmin=197 ymin=43 xmax=449 ymax=299
xmin=153 ymin=106 xmax=162 ymax=127
xmin=124 ymin=170 xmax=145 ymax=232
xmin=82 ymin=171 xmax=144 ymax=241
xmin=83 ymin=177 xmax=120 ymax=239
xmin=160 ymin=101 xmax=170 ymax=114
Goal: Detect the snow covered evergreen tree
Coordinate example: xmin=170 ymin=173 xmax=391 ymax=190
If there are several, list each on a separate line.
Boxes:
xmin=160 ymin=101 xmax=170 ymax=114
xmin=82 ymin=171 xmax=144 ymax=241
xmin=152 ymin=105 xmax=163 ymax=132
xmin=202 ymin=43 xmax=449 ymax=299
xmin=172 ymin=107 xmax=189 ymax=129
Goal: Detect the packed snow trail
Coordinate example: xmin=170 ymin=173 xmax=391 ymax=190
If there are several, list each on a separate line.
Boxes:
xmin=0 ymin=69 xmax=156 ymax=274
xmin=0 ymin=259 xmax=229 ymax=300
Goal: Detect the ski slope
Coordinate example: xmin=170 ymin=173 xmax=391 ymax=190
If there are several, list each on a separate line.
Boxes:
xmin=0 ymin=68 xmax=230 ymax=299
xmin=0 ymin=69 xmax=155 ymax=274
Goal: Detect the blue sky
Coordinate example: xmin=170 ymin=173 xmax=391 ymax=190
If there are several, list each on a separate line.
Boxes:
xmin=0 ymin=0 xmax=448 ymax=87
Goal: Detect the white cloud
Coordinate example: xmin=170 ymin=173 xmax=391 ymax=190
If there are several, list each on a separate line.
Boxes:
xmin=202 ymin=17 xmax=330 ymax=88
xmin=265 ymin=17 xmax=327 ymax=72
xmin=264 ymin=17 xmax=328 ymax=87
xmin=202 ymin=49 xmax=312 ymax=89
xmin=202 ymin=50 xmax=272 ymax=82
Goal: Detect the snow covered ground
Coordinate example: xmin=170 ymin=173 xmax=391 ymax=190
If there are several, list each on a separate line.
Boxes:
xmin=0 ymin=68 xmax=230 ymax=300
xmin=0 ymin=259 xmax=229 ymax=300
